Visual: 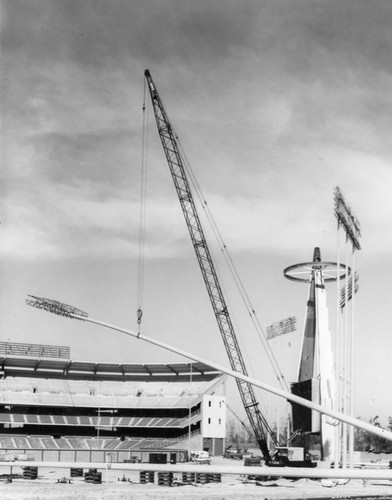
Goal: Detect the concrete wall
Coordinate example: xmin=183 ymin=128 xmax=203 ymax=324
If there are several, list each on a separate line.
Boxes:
xmin=201 ymin=395 xmax=226 ymax=439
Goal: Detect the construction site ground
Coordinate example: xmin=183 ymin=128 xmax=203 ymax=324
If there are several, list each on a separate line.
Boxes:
xmin=1 ymin=453 xmax=391 ymax=500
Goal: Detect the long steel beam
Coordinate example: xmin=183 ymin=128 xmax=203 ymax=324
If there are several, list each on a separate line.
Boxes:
xmin=6 ymin=460 xmax=392 ymax=480
xmin=67 ymin=313 xmax=392 ymax=443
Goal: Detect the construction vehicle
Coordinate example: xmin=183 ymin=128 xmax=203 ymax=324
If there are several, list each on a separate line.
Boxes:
xmin=190 ymin=450 xmax=211 ymax=464
xmin=223 ymin=446 xmax=244 ymax=460
xmin=144 ymin=70 xmax=313 ymax=467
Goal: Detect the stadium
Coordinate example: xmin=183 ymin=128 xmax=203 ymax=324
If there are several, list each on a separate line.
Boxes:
xmin=0 ymin=341 xmax=227 ymax=464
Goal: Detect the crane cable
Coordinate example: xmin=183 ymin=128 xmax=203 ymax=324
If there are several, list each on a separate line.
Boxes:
xmin=175 ymin=137 xmax=289 ymax=393
xmin=176 ymin=140 xmax=281 ymax=442
xmin=83 ymin=6 xmax=148 ymax=335
xmin=137 ymin=79 xmax=149 ymax=334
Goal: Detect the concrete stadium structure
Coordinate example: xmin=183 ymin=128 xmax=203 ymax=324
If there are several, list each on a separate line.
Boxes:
xmin=0 ymin=342 xmax=226 ymax=464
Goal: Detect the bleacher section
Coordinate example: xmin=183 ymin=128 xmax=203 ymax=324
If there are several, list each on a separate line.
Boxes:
xmin=0 ymin=412 xmax=200 ymax=428
xmin=0 ymin=377 xmax=211 ymax=408
xmin=0 ymin=435 xmax=180 ymax=451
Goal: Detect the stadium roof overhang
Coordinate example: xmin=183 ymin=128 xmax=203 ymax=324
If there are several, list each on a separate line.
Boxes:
xmin=0 ymin=357 xmax=223 ymax=382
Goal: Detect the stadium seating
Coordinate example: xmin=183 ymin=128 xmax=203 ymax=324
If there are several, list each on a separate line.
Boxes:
xmin=1 ymin=377 xmax=210 ymax=402
xmin=1 ymin=356 xmax=224 ymax=461
xmin=28 ymin=437 xmax=43 ymax=449
xmin=0 ymin=431 xmax=202 ymax=454
xmin=41 ymin=437 xmax=56 ymax=449
xmin=54 ymin=437 xmax=72 ymax=449
xmin=25 ymin=414 xmax=39 ymax=424
xmin=78 ymin=415 xmax=91 ymax=425
xmin=52 ymin=415 xmax=66 ymax=425
xmin=14 ymin=436 xmax=29 ymax=449
xmin=0 ymin=436 xmax=14 ymax=448
xmin=0 ymin=410 xmax=199 ymax=430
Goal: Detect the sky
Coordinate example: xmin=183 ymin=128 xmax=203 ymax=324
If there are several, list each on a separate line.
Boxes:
xmin=1 ymin=0 xmax=392 ymax=428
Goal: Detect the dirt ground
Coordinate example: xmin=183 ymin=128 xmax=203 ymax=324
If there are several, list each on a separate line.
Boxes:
xmin=1 ymin=455 xmax=391 ymax=500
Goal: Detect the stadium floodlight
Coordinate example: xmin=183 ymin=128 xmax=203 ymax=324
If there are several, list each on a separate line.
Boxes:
xmin=26 ymin=295 xmax=88 ymax=320
xmin=25 ymin=294 xmax=392 ymax=443
xmin=266 ymin=316 xmax=296 ymax=340
xmin=340 ymin=271 xmax=359 ymax=309
xmin=333 ymin=186 xmax=361 ymax=251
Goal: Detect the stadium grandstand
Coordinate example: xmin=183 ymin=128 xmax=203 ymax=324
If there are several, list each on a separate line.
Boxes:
xmin=0 ymin=342 xmax=227 ymax=463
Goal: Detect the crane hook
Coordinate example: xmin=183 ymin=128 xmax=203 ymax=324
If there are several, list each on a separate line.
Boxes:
xmin=137 ymin=308 xmax=143 ymax=336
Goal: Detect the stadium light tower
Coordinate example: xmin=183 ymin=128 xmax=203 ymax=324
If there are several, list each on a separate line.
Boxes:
xmin=333 ymin=186 xmax=361 ymax=469
xmin=333 ymin=187 xmax=361 ymax=251
xmin=25 ymin=294 xmax=392 ymax=445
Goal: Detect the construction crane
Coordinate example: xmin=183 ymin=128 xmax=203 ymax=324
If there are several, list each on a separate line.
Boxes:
xmin=144 ymin=69 xmax=277 ymax=463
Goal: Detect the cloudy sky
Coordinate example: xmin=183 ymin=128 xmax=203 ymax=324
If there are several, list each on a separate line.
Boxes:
xmin=1 ymin=0 xmax=392 ymax=425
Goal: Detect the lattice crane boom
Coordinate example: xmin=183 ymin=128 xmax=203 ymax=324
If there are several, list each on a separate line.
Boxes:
xmin=144 ymin=69 xmax=273 ymax=462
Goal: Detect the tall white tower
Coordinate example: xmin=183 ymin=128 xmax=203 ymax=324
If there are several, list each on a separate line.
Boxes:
xmin=284 ymin=248 xmax=349 ymax=461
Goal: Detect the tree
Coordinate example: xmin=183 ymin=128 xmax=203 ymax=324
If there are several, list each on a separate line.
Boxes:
xmin=354 ymin=416 xmax=392 ymax=453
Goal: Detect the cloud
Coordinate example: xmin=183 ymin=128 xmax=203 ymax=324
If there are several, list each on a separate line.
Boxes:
xmin=0 ymin=173 xmax=188 ymax=261
xmin=2 ymin=0 xmax=392 ymax=266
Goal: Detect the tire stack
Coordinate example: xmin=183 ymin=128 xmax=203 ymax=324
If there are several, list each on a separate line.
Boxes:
xmin=84 ymin=468 xmax=102 ymax=484
xmin=23 ymin=467 xmax=38 ymax=480
xmin=70 ymin=468 xmax=84 ymax=478
xmin=181 ymin=472 xmax=196 ymax=484
xmin=207 ymin=473 xmax=221 ymax=483
xmin=139 ymin=471 xmax=155 ymax=484
xmin=93 ymin=472 xmax=102 ymax=484
xmin=157 ymin=471 xmax=173 ymax=486
xmin=195 ymin=473 xmax=208 ymax=484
